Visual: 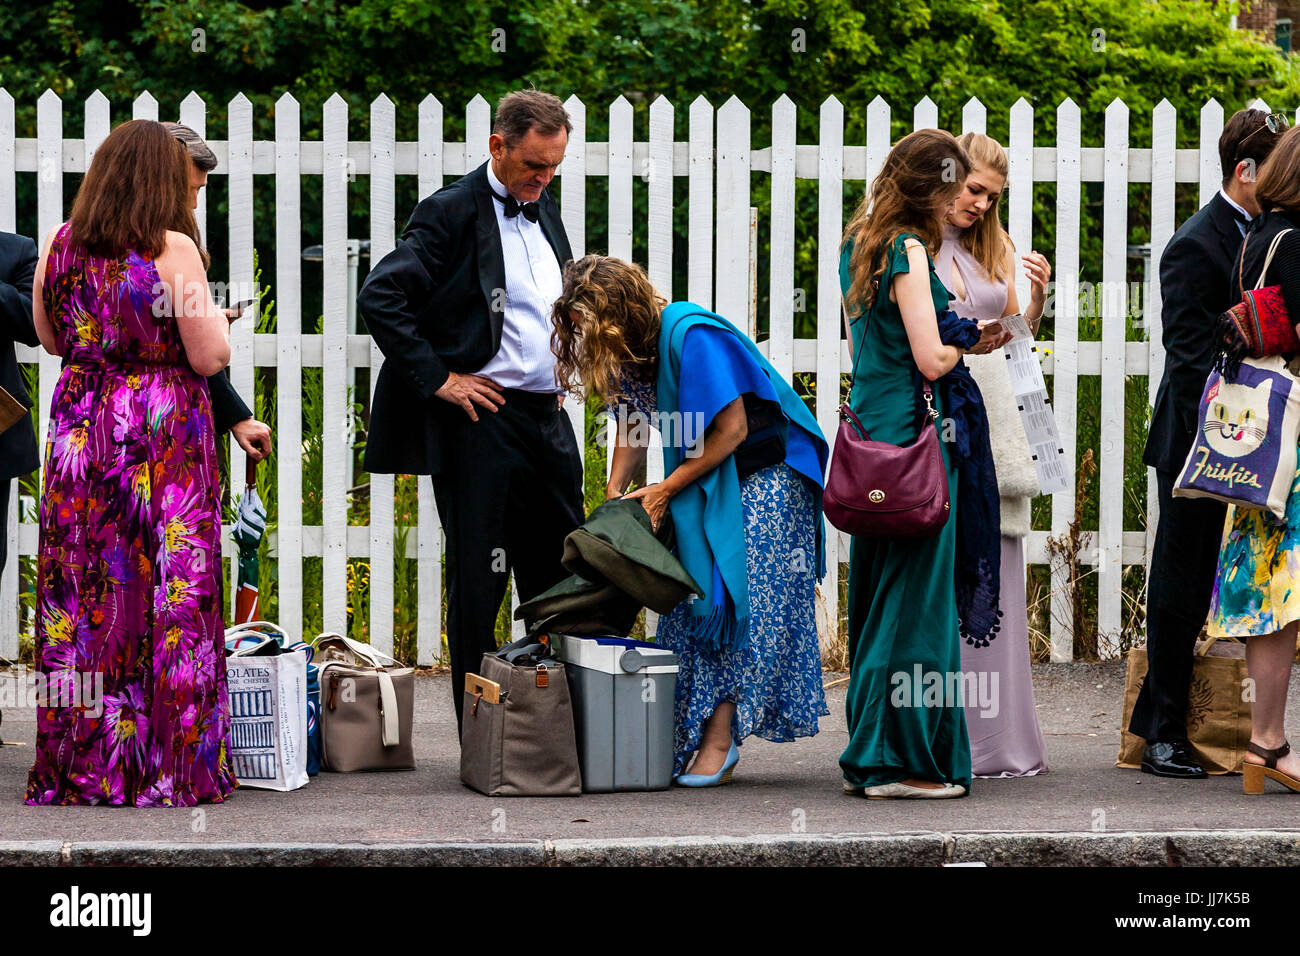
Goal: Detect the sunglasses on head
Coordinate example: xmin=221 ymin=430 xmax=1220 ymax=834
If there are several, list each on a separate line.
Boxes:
xmin=1239 ymin=112 xmax=1291 ymax=151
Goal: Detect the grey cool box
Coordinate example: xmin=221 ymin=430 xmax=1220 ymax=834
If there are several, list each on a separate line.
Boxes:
xmin=554 ymin=635 xmax=679 ymax=792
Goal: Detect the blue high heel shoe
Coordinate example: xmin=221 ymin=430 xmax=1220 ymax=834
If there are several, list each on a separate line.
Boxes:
xmin=674 ymin=740 xmax=739 ymax=787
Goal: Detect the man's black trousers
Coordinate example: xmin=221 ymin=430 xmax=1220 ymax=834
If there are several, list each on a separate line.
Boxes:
xmin=430 ymin=390 xmax=584 ymax=735
xmin=1128 ymin=468 xmax=1227 ymax=743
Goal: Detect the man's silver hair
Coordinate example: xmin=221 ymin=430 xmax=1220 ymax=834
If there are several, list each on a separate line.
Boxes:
xmin=163 ymin=121 xmax=217 ymax=173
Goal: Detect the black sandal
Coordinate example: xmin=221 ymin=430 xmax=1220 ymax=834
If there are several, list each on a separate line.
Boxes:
xmin=1243 ymin=740 xmax=1300 ymax=794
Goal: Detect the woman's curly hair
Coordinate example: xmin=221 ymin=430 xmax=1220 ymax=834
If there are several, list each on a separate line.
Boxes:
xmin=550 ymin=254 xmax=666 ymax=404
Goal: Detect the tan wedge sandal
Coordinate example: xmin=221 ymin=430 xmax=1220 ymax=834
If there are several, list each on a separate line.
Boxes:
xmin=1243 ymin=740 xmax=1300 ymax=794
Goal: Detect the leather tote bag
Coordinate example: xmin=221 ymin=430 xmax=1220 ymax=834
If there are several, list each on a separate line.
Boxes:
xmin=460 ymin=635 xmax=582 ymax=796
xmin=313 ymin=633 xmax=415 ymax=772
xmin=823 ymin=297 xmax=951 ymax=539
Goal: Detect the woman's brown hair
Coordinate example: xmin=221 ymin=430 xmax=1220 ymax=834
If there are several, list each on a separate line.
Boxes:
xmin=841 ymin=128 xmax=970 ymax=315
xmin=954 ymin=132 xmax=1013 ymax=284
xmin=551 ymin=255 xmax=666 ymax=405
xmin=1255 ymin=123 xmax=1300 ymax=215
xmin=68 ymin=119 xmax=205 ymax=265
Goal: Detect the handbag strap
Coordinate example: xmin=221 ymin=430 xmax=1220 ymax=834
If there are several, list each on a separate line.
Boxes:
xmin=1238 ymin=230 xmax=1248 ymax=300
xmin=499 ymin=634 xmax=554 ymax=665
xmin=1195 ymin=633 xmax=1242 ymax=656
xmin=377 ymin=671 xmax=400 ymax=746
xmin=840 ymin=235 xmax=937 ymax=442
xmin=226 ymin=632 xmax=276 ymax=657
xmin=839 ymin=401 xmax=871 ymax=440
xmin=1252 ymin=227 xmax=1295 ymax=292
xmin=311 ymin=631 xmax=401 ymax=668
xmin=224 ymin=621 xmax=288 ymax=642
xmin=844 ymin=295 xmax=869 ymax=388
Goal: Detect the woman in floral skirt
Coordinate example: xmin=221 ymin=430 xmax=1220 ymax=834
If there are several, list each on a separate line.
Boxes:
xmin=551 ymin=255 xmax=830 ymax=786
xmin=26 ymin=119 xmax=236 ymax=806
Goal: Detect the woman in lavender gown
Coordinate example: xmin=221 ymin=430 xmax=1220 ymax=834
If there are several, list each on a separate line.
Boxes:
xmin=935 ymin=132 xmax=1051 ymax=777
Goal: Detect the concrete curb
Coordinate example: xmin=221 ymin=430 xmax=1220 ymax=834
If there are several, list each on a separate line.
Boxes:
xmin=4 ymin=830 xmax=1300 ymax=866
xmin=948 ymin=830 xmax=1300 ymax=866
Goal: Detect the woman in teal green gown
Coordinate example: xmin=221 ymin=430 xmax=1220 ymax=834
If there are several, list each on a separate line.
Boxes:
xmin=837 ymin=129 xmax=1007 ymax=798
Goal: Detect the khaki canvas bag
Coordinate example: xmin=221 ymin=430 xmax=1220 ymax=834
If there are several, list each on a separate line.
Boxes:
xmin=460 ymin=637 xmax=582 ymax=796
xmin=314 ymin=633 xmax=415 ymax=772
xmin=1117 ymin=635 xmax=1252 ymax=775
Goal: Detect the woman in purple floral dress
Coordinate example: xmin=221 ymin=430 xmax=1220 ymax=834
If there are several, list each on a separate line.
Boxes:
xmin=26 ymin=120 xmax=236 ymax=806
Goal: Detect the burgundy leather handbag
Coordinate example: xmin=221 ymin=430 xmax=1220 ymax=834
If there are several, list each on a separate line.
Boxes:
xmin=823 ymin=299 xmax=951 ymax=540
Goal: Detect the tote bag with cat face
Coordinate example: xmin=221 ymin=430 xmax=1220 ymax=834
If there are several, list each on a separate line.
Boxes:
xmin=1174 ymin=355 xmax=1300 ymax=518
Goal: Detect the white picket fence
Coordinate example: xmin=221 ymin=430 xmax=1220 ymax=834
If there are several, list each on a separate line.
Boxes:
xmin=0 ymin=88 xmax=1279 ymax=665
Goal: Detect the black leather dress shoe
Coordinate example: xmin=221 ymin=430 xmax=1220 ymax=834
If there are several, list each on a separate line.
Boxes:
xmin=1141 ymin=740 xmax=1208 ymax=778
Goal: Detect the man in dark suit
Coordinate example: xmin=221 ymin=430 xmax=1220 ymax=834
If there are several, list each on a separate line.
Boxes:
xmin=0 ymin=231 xmax=38 ymax=576
xmin=358 ymin=90 xmax=584 ymax=732
xmin=164 ymin=122 xmax=272 ymax=461
xmin=1133 ymin=108 xmax=1283 ymax=777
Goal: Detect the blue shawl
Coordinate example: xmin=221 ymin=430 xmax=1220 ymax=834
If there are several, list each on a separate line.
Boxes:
xmin=658 ymin=302 xmax=830 ymax=652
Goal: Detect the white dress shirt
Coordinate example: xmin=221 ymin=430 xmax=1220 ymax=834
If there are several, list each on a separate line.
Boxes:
xmin=477 ymin=163 xmax=565 ymax=393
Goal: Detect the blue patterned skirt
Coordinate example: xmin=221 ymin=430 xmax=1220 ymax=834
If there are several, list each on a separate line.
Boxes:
xmin=657 ymin=462 xmax=828 ymax=774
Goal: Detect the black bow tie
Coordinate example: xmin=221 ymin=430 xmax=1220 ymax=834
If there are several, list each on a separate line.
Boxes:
xmin=492 ymin=190 xmax=539 ymax=223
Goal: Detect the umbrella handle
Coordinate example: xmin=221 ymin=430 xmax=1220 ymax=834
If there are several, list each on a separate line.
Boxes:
xmin=245 ymin=455 xmax=257 ymax=488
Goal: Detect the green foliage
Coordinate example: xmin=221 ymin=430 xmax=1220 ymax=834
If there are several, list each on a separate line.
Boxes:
xmin=15 ymin=363 xmax=40 ymax=654
xmin=3 ymin=0 xmax=1296 ymax=308
xmin=582 ymin=395 xmax=609 ymax=513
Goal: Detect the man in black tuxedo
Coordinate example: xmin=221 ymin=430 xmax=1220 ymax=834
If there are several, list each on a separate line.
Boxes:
xmin=0 ymin=231 xmax=38 ymax=576
xmin=1133 ymin=108 xmax=1282 ymax=777
xmin=164 ymin=122 xmax=272 ymax=462
xmin=358 ymin=90 xmax=583 ymax=732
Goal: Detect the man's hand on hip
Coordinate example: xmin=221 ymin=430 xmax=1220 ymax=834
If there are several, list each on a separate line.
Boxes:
xmin=436 ymin=371 xmax=505 ymax=421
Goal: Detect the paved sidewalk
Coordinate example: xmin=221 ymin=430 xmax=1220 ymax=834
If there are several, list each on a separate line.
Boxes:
xmin=2 ymin=662 xmax=1298 ymax=865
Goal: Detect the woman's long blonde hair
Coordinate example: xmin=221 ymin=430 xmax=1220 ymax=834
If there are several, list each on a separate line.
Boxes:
xmin=842 ymin=128 xmax=970 ymax=315
xmin=954 ymin=132 xmax=1013 ymax=283
xmin=550 ymin=255 xmax=666 ymax=404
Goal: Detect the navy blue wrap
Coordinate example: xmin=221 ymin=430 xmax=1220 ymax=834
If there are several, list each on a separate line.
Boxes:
xmin=911 ymin=310 xmax=1003 ymax=647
